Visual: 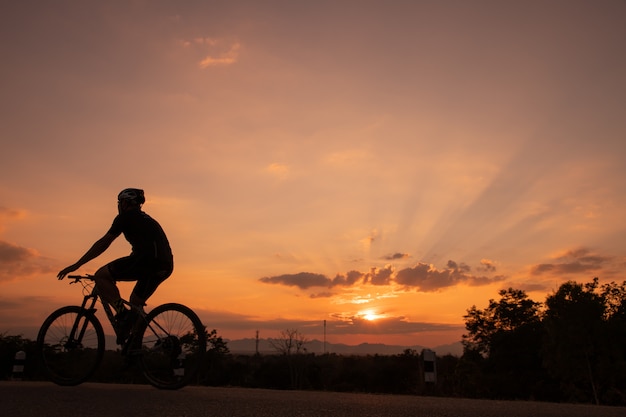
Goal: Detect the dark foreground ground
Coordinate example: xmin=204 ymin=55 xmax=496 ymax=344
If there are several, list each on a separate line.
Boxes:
xmin=0 ymin=381 xmax=623 ymax=417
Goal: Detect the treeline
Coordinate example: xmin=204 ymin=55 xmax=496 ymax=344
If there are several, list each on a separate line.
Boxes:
xmin=0 ymin=333 xmax=460 ymax=395
xmin=1 ymin=278 xmax=625 ymax=406
xmin=459 ymin=277 xmax=626 ymax=405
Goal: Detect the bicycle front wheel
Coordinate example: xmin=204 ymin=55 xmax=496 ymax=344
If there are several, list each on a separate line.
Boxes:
xmin=36 ymin=306 xmax=105 ymax=386
xmin=136 ymin=303 xmax=206 ymax=389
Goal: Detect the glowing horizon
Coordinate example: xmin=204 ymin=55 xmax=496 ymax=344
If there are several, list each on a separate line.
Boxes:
xmin=1 ymin=1 xmax=625 ymax=350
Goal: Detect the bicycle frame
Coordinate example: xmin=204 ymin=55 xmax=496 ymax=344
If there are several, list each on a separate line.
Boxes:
xmin=69 ymin=275 xmax=172 ymax=352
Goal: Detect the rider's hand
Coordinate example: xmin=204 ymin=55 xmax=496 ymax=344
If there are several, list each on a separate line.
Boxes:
xmin=57 ymin=264 xmax=79 ymax=280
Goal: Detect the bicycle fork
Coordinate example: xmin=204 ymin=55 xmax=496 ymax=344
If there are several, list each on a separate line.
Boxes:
xmin=68 ymin=294 xmax=99 ymax=348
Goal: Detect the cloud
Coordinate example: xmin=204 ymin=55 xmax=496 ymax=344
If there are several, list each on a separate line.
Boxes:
xmin=366 ymin=265 xmax=394 ymax=286
xmin=396 ymin=263 xmax=454 ymax=291
xmin=189 ymin=37 xmax=219 ymax=47
xmin=328 ymin=313 xmax=464 ymax=335
xmin=191 ymin=307 xmax=261 ymax=332
xmin=0 ymin=206 xmax=24 ymax=219
xmin=0 ymin=241 xmax=36 ymax=262
xmin=193 ymin=305 xmax=463 ymax=338
xmin=260 ymin=259 xmax=504 ymax=292
xmin=331 ymin=270 xmax=366 ymax=287
xmin=0 ymin=206 xmax=26 ymax=233
xmin=310 ymin=292 xmax=334 ymax=299
xmin=381 ymin=252 xmax=410 ymax=261
xmin=395 ymin=261 xmax=505 ymax=292
xmin=446 ymin=260 xmax=470 ymax=273
xmin=180 ymin=36 xmax=241 ymax=68
xmin=265 ymin=163 xmax=290 ymax=179
xmin=360 ymin=229 xmax=379 ymax=249
xmin=0 ymin=240 xmax=56 ymax=282
xmin=530 ymin=247 xmax=610 ymax=276
xmin=198 ymin=41 xmax=241 ymax=68
xmin=477 ymin=258 xmax=497 ymax=272
xmin=259 ymin=272 xmax=331 ymax=289
xmin=0 ymin=206 xmax=55 ymax=282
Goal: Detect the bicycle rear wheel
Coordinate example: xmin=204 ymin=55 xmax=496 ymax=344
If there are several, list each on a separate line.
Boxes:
xmin=36 ymin=306 xmax=105 ymax=386
xmin=136 ymin=303 xmax=206 ymax=389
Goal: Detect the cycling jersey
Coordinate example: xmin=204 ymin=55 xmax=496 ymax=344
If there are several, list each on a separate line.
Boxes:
xmin=108 ymin=208 xmax=173 ymax=267
xmin=106 ymin=208 xmax=173 ymax=300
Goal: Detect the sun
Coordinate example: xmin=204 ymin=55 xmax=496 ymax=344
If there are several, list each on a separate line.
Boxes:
xmin=360 ymin=309 xmax=382 ymax=321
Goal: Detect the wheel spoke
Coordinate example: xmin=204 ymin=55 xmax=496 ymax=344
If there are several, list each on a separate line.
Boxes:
xmin=37 ymin=307 xmax=104 ymax=386
xmin=138 ymin=303 xmax=206 ymax=389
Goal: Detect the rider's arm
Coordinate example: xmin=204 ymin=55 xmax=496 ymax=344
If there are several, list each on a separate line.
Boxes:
xmin=76 ymin=233 xmax=117 ymax=265
xmin=57 ymin=233 xmax=117 ymax=279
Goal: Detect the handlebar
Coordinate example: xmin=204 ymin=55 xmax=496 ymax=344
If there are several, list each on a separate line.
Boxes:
xmin=67 ymin=274 xmax=95 ymax=284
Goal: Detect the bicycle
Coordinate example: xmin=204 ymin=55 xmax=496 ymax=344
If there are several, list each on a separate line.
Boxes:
xmin=36 ymin=274 xmax=206 ymax=389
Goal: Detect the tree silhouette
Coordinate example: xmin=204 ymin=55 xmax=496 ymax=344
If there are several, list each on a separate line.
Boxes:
xmin=462 ymin=288 xmax=544 ymax=399
xmin=543 ymin=278 xmax=626 ymax=404
xmin=269 ymin=329 xmax=309 ymax=355
xmin=463 ymin=288 xmax=542 ymax=356
xmin=269 ymin=329 xmax=309 ymax=389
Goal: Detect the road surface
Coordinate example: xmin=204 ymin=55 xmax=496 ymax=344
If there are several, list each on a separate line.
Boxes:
xmin=0 ymin=381 xmax=623 ymax=417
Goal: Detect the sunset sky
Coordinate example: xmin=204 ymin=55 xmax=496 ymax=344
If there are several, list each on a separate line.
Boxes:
xmin=1 ymin=1 xmax=625 ymax=350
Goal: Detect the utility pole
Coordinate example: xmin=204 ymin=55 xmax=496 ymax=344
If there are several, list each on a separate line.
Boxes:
xmin=323 ymin=320 xmax=326 ymax=354
xmin=255 ymin=330 xmax=259 ymax=356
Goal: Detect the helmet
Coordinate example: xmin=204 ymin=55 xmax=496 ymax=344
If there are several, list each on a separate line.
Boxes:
xmin=117 ymin=188 xmax=145 ymax=205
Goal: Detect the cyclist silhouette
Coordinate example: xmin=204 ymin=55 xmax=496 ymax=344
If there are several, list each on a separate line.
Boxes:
xmin=57 ymin=188 xmax=173 ymax=342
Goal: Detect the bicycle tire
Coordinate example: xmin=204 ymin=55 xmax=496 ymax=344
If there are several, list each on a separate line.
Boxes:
xmin=36 ymin=305 xmax=105 ymax=386
xmin=135 ymin=303 xmax=206 ymax=389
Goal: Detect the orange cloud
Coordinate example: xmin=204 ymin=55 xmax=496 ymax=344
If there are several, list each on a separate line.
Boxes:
xmin=0 ymin=207 xmax=26 ymax=233
xmin=381 ymin=252 xmax=410 ymax=261
xmin=530 ymin=247 xmax=610 ymax=276
xmin=260 ymin=259 xmax=504 ymax=292
xmin=0 ymin=241 xmax=55 ymax=282
xmin=199 ymin=42 xmax=241 ymax=68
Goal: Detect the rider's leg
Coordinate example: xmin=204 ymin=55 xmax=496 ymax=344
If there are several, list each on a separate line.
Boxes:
xmin=129 ymin=268 xmax=171 ymax=309
xmin=93 ymin=265 xmax=125 ymax=314
xmin=129 ymin=292 xmax=146 ymax=308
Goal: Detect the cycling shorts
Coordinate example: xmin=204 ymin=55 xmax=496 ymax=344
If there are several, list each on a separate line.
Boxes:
xmin=107 ymin=255 xmax=173 ymax=301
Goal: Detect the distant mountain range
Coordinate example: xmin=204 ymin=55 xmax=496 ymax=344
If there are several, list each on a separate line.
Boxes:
xmin=225 ymin=338 xmax=463 ymax=357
